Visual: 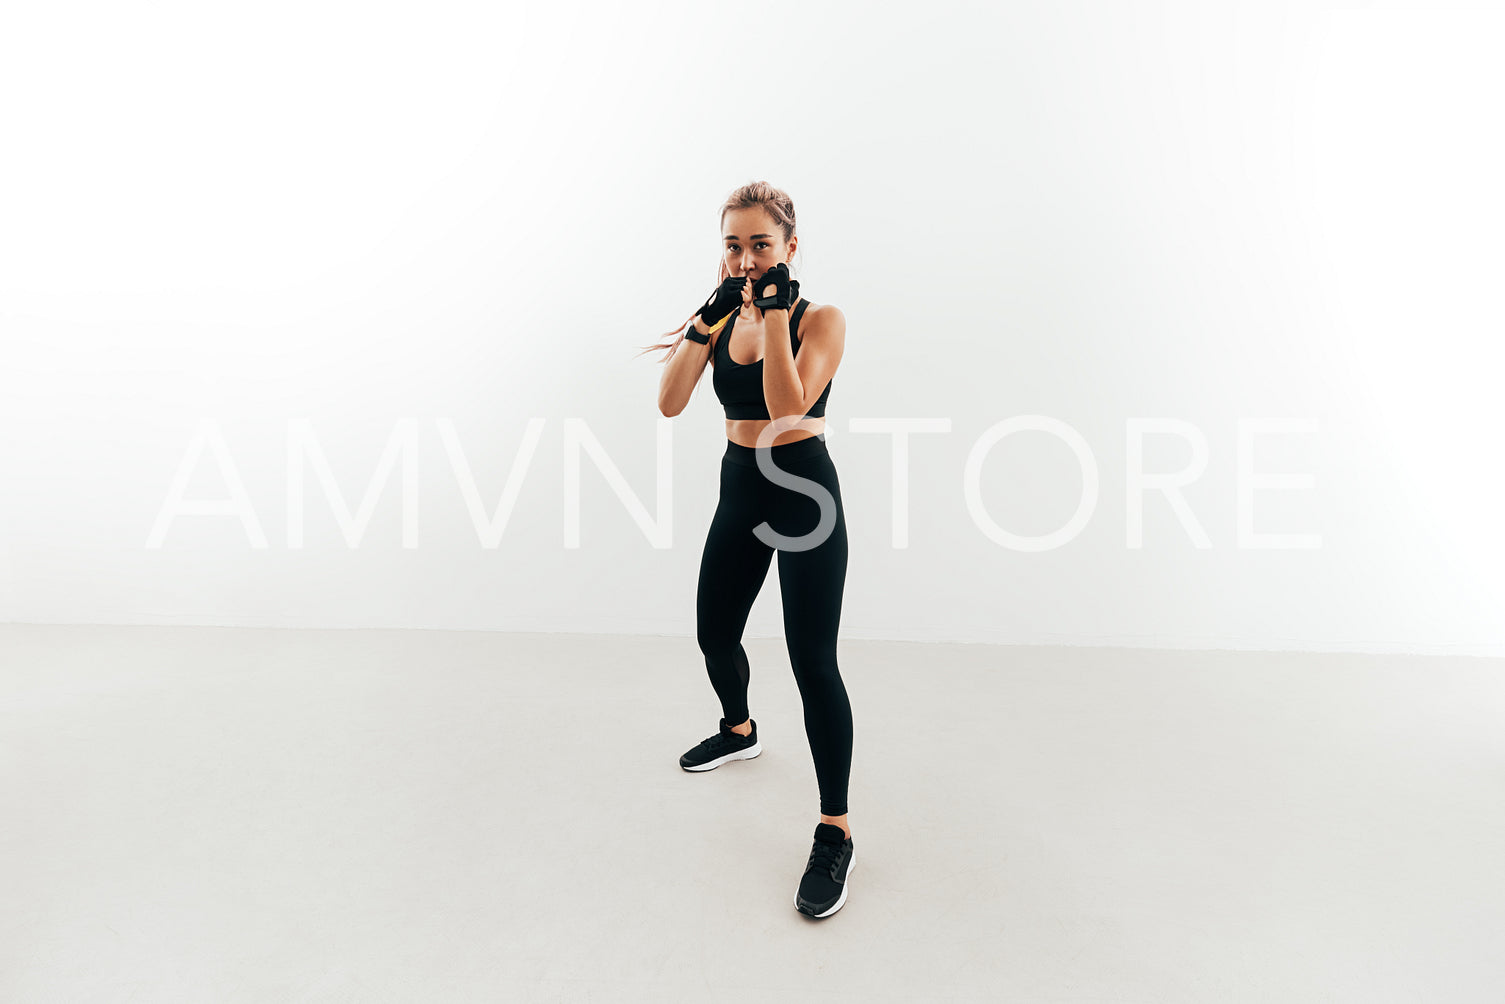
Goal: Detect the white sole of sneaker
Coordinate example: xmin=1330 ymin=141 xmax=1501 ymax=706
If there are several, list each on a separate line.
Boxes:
xmin=797 ymin=847 xmax=856 ymax=918
xmin=681 ymin=742 xmax=761 ymax=771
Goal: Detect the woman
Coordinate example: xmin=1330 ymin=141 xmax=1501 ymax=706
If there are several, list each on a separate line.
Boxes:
xmin=644 ymin=181 xmax=855 ymax=919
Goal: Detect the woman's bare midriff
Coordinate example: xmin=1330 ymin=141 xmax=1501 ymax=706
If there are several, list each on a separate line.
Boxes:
xmin=715 ymin=296 xmax=828 ymax=449
xmin=725 ymin=417 xmax=827 ymax=449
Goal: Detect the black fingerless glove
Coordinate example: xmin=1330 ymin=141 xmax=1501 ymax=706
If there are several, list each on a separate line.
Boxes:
xmin=697 ymin=276 xmax=748 ymax=327
xmin=752 ymin=262 xmax=794 ymax=311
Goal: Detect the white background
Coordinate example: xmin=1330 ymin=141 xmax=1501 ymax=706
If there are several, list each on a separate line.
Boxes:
xmin=2 ymin=0 xmax=1501 ymax=654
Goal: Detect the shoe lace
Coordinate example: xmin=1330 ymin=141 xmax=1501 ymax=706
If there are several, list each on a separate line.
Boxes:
xmin=702 ymin=729 xmax=743 ymax=754
xmin=806 ymin=838 xmax=844 ymax=877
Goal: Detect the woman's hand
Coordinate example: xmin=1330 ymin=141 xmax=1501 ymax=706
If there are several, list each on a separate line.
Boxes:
xmin=741 ymin=269 xmax=799 ymax=319
xmin=751 ymin=262 xmax=794 ymax=311
xmin=698 ymin=276 xmax=748 ymax=329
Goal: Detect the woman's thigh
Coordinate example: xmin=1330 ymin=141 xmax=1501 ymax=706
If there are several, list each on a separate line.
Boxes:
xmin=696 ymin=458 xmax=776 ymax=645
xmin=768 ymin=453 xmax=848 ymax=650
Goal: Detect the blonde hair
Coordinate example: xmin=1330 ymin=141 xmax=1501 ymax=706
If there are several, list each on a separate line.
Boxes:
xmin=635 ymin=180 xmax=798 ymax=363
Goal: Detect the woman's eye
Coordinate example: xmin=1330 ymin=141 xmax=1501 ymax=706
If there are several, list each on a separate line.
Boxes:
xmin=755 ymin=242 xmax=769 ymax=250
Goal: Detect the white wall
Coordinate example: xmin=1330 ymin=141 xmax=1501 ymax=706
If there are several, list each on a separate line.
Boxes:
xmin=2 ymin=0 xmax=1501 ymax=655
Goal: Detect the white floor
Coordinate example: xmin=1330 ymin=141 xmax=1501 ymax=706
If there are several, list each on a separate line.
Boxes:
xmin=1 ymin=624 xmax=1502 ymax=1003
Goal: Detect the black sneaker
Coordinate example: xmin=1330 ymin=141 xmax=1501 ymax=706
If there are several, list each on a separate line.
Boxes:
xmin=679 ymin=717 xmax=760 ymax=771
xmin=795 ymin=822 xmax=855 ymax=919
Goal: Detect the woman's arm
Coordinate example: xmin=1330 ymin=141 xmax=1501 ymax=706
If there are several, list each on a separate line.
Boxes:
xmin=657 ymin=317 xmax=715 ymax=417
xmin=763 ymin=304 xmax=844 ymax=421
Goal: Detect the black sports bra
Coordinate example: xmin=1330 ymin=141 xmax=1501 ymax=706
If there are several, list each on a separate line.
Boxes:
xmin=710 ymin=298 xmax=833 ymax=420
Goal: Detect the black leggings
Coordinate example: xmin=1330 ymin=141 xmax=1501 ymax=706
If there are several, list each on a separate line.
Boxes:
xmin=695 ymin=434 xmax=853 ymax=817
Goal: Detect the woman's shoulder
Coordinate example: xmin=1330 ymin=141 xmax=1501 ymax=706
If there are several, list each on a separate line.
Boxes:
xmin=798 ymin=300 xmax=845 ymax=335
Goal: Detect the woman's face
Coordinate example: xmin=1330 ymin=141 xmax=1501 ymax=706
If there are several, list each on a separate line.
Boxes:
xmin=722 ymin=207 xmax=794 ymax=287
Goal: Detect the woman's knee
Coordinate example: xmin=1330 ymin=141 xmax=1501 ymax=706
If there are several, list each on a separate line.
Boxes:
xmin=696 ymin=619 xmax=739 ymax=658
xmin=788 ymin=643 xmax=843 ymax=685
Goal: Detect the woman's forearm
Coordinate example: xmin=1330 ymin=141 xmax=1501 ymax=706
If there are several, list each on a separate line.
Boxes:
xmin=761 ymin=308 xmax=805 ymax=419
xmin=658 ymin=318 xmax=713 ymax=417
